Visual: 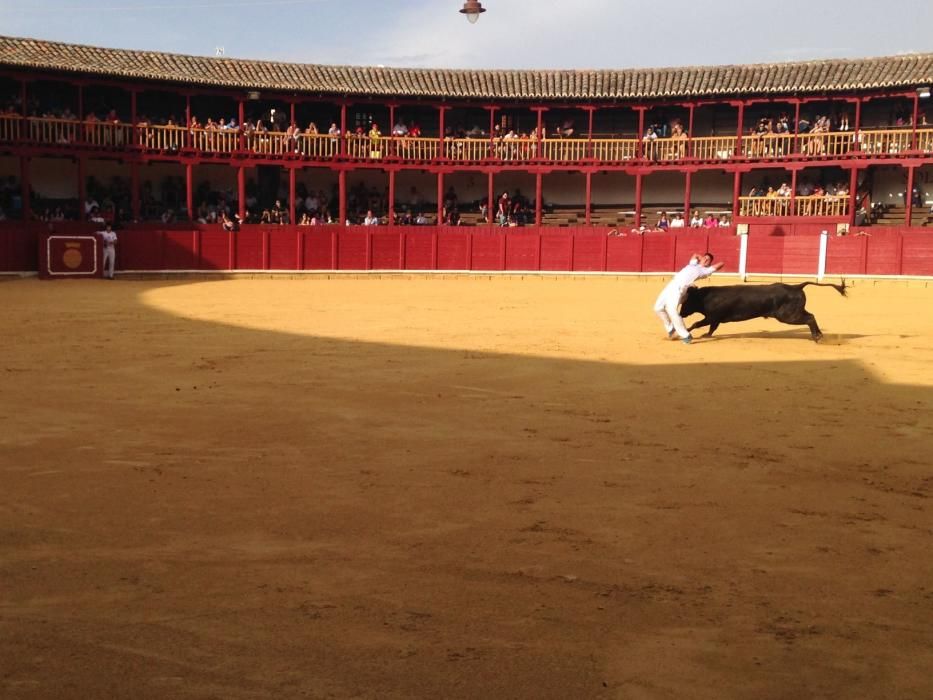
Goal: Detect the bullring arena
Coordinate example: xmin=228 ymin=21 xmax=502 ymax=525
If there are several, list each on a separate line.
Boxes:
xmin=2 ymin=27 xmax=933 ymax=700
xmin=2 ymin=272 xmax=932 ymax=698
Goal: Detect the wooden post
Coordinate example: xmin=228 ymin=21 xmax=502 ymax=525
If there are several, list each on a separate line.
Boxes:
xmin=388 ymin=168 xmax=395 ymax=225
xmin=185 ymin=95 xmax=191 ymax=149
xmin=736 ymin=102 xmax=745 ymax=156
xmin=911 ymin=93 xmax=920 ymax=151
xmin=237 ymin=166 xmax=246 ymax=220
xmin=535 ymin=172 xmax=543 ymax=226
xmin=636 ymin=107 xmax=646 ymax=158
xmin=238 ymin=100 xmax=245 ymax=151
xmin=130 ymin=161 xmax=140 ymax=221
xmin=853 ymin=97 xmax=862 ymax=153
xmin=686 ymin=102 xmax=695 ymax=159
xmin=436 ymin=171 xmax=443 ymax=225
xmin=905 ymin=165 xmax=915 ymax=226
xmin=130 ymin=90 xmax=138 ymax=146
xmin=185 ymin=163 xmax=193 ymax=221
xmin=487 ymin=171 xmax=494 ymax=226
xmin=584 ymin=171 xmax=592 ymax=225
xmin=289 ymin=166 xmax=296 ymax=225
xmin=586 ymin=107 xmax=595 ymax=160
xmin=438 ymin=105 xmax=447 ymax=160
xmin=339 ymin=103 xmax=347 ymax=157
xmin=683 ymin=171 xmax=692 ymax=222
xmin=338 ymin=169 xmax=347 ymax=224
xmin=790 ymin=168 xmax=798 ymax=217
xmin=20 ymin=156 xmax=31 ymax=220
xmin=634 ymin=172 xmax=643 ymax=227
xmin=77 ymin=156 xmax=86 ymax=218
xmin=732 ymin=170 xmax=741 ymax=222
xmin=848 ymin=166 xmax=858 ymax=226
xmin=792 ymin=100 xmax=801 ymax=155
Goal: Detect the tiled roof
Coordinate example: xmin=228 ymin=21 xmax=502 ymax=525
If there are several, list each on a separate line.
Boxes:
xmin=1 ymin=35 xmax=931 ymax=101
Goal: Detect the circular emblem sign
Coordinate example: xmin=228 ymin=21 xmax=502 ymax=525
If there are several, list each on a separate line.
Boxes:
xmin=63 ymin=243 xmax=83 ymax=270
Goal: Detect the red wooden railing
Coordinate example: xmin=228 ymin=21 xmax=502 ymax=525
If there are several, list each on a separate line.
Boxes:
xmin=3 ymin=114 xmax=930 ymax=166
xmin=5 ymin=222 xmax=932 ymax=278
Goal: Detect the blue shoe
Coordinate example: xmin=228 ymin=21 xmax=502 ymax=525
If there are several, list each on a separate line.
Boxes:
xmin=667 ymin=329 xmax=675 ymax=340
xmin=681 ymin=335 xmax=692 ymax=344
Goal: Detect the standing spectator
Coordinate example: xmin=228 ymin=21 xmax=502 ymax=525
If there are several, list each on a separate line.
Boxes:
xmin=98 ymin=223 xmax=117 ymax=279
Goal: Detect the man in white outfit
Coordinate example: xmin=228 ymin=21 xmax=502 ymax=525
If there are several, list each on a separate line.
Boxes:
xmin=98 ymin=224 xmax=118 ymax=279
xmin=654 ymin=252 xmax=723 ymax=343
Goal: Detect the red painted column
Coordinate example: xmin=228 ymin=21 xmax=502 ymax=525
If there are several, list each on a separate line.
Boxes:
xmin=435 ymin=171 xmax=443 ymax=225
xmin=130 ymin=161 xmax=140 ymax=221
xmin=792 ymin=101 xmax=801 ymax=155
xmin=238 ymin=100 xmax=245 ymax=151
xmin=339 ymin=103 xmax=347 ymax=157
xmin=686 ymin=102 xmax=695 ymax=159
xmin=185 ymin=163 xmax=193 ymax=221
xmin=338 ymin=169 xmax=347 ymax=224
xmin=237 ymin=166 xmax=246 ymax=220
xmin=487 ymin=171 xmax=494 ymax=226
xmin=487 ymin=106 xmax=497 ymax=160
xmin=905 ymin=165 xmax=915 ymax=226
xmin=290 ymin=100 xmax=296 ymax=128
xmin=20 ymin=156 xmax=30 ymax=220
xmin=438 ymin=105 xmax=447 ymax=159
xmin=731 ymin=170 xmax=741 ymax=221
xmin=77 ymin=156 xmax=86 ymax=218
xmin=634 ymin=172 xmax=643 ymax=227
xmin=848 ymin=166 xmax=859 ymax=226
xmin=911 ymin=94 xmax=920 ymax=150
xmin=185 ymin=95 xmax=191 ymax=149
xmin=130 ymin=89 xmax=138 ymax=146
xmin=683 ymin=171 xmax=692 ymax=222
xmin=289 ymin=166 xmax=296 ymax=224
xmin=534 ymin=107 xmax=546 ymax=162
xmin=75 ymin=84 xmax=84 ymax=144
xmin=20 ymin=80 xmax=27 ymax=117
xmin=790 ymin=168 xmax=798 ymax=216
xmin=387 ymin=168 xmax=395 ymax=225
xmin=586 ymin=107 xmax=595 ymax=160
xmin=635 ymin=107 xmax=645 ymax=158
xmin=736 ymin=102 xmax=745 ymax=157
xmin=535 ymin=172 xmax=543 ymax=226
xmin=853 ymin=98 xmax=862 ymax=153
xmin=584 ymin=171 xmax=592 ymax=225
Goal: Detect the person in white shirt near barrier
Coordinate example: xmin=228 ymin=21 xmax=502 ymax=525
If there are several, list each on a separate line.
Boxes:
xmin=98 ymin=223 xmax=118 ymax=279
xmin=654 ymin=252 xmax=724 ymax=344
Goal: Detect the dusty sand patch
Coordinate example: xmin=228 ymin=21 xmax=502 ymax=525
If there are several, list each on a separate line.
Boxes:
xmin=1 ymin=276 xmax=931 ymax=699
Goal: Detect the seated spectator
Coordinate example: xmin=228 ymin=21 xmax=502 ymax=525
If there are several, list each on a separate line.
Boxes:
xmin=777 ymin=182 xmax=791 ymax=197
xmin=670 ymin=213 xmax=685 ymax=228
xmin=689 ymin=210 xmax=703 ymax=228
xmin=363 ymin=209 xmax=379 ymax=225
xmin=392 ymin=120 xmax=408 ymax=136
xmin=704 ymin=214 xmax=719 ymax=228
xmin=718 ymin=215 xmax=730 ymax=227
xmin=414 ymin=212 xmax=428 ymax=225
xmin=656 ymin=212 xmax=670 ymax=231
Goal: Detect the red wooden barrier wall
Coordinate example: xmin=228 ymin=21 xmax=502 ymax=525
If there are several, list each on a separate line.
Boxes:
xmin=2 ymin=222 xmax=932 ymax=277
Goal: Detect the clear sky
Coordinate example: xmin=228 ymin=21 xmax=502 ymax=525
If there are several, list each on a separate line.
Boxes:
xmin=1 ymin=0 xmax=931 ymax=70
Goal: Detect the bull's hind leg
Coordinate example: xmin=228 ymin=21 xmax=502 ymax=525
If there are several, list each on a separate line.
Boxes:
xmin=775 ymin=307 xmax=823 ymax=341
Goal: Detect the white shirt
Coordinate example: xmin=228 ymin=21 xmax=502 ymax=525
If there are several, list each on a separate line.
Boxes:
xmin=670 ymin=217 xmax=685 ymax=228
xmin=99 ymin=229 xmax=117 ymax=248
xmin=671 ymin=257 xmax=716 ymax=289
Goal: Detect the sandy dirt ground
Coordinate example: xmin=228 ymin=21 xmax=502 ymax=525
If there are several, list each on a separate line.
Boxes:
xmin=1 ymin=274 xmax=932 ymax=699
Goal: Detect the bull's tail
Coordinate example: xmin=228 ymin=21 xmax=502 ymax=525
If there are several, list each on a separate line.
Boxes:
xmin=796 ymin=280 xmax=848 ymax=297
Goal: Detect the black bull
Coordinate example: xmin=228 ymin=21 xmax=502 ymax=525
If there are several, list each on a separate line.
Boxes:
xmin=679 ymin=281 xmax=847 ymax=341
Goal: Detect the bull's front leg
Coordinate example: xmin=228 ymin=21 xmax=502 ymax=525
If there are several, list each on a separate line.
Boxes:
xmin=687 ymin=317 xmax=711 ymax=333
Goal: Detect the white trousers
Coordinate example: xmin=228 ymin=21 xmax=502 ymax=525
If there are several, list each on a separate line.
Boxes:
xmin=653 ymin=282 xmax=690 ymax=339
xmin=102 ymin=246 xmax=115 ymax=278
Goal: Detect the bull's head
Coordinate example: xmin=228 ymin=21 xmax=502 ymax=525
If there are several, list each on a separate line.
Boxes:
xmin=679 ymin=286 xmax=703 ymax=317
